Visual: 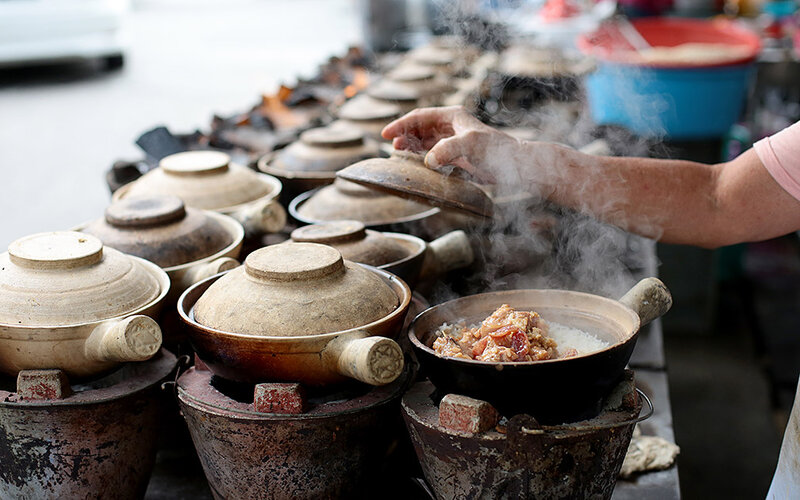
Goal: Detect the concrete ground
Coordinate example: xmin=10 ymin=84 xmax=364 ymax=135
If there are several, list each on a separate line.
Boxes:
xmin=1 ymin=1 xmax=796 ymax=498
xmin=0 ymin=0 xmax=359 ymax=250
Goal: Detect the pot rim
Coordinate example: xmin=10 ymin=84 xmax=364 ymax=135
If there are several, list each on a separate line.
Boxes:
xmin=288 ymin=187 xmax=441 ymax=227
xmin=162 ymin=211 xmax=244 ymax=273
xmin=377 ymin=232 xmax=426 ymax=269
xmin=178 ymin=264 xmax=413 ymax=342
xmin=408 ymin=288 xmax=641 ymax=367
xmin=0 ymin=255 xmax=170 ymax=331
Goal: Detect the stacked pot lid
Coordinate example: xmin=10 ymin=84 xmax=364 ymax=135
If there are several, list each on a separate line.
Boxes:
xmin=0 ymin=231 xmax=169 ymax=377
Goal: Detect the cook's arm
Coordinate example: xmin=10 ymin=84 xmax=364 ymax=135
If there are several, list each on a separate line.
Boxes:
xmin=383 ymin=107 xmax=800 ymax=249
xmin=523 ymin=144 xmax=800 ymax=248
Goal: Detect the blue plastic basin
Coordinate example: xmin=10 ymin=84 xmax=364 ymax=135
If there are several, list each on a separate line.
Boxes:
xmin=585 ymin=62 xmax=755 ymax=139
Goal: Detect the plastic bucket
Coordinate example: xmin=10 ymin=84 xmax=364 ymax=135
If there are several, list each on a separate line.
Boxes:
xmin=578 ymin=18 xmax=760 ymax=139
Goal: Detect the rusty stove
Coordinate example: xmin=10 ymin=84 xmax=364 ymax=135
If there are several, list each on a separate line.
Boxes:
xmin=402 ymin=370 xmax=651 ymax=500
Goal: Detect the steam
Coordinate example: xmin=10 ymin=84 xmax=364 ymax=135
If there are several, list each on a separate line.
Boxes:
xmin=410 ymin=3 xmax=674 ymax=302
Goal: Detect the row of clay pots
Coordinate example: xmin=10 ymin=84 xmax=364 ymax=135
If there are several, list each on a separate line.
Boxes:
xmin=0 ymin=142 xmax=481 ymax=385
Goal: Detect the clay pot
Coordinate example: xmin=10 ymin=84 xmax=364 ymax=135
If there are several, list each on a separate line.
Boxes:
xmin=179 ymin=242 xmax=412 ymax=386
xmin=257 ymin=125 xmax=383 ymax=195
xmin=113 ymin=150 xmax=286 ymax=236
xmin=334 ymin=95 xmax=401 ymax=142
xmin=290 ymin=178 xmax=440 ymax=227
xmin=79 ymin=195 xmax=244 ymax=299
xmin=408 ymin=278 xmax=672 ymax=422
xmin=0 ymin=232 xmax=169 ymax=378
xmin=290 ymin=221 xmax=475 ymax=288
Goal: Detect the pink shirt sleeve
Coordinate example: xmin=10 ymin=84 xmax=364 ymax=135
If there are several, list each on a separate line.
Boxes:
xmin=754 ymin=121 xmax=800 ymax=201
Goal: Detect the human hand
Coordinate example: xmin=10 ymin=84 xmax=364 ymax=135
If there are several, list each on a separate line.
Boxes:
xmin=381 ymin=106 xmax=526 ymax=184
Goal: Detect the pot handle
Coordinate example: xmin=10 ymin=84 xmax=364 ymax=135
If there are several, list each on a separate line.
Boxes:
xmin=618 ymin=277 xmax=672 ymax=327
xmin=177 ymin=257 xmax=239 ymax=290
xmin=231 ymin=197 xmax=287 ymax=236
xmin=322 ymin=330 xmax=404 ymax=386
xmin=85 ymin=315 xmax=162 ymax=363
xmin=420 ymin=230 xmax=474 ymax=279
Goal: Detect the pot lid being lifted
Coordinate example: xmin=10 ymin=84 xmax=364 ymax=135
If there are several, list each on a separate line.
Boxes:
xmin=120 ymin=151 xmax=277 ymax=210
xmin=268 ymin=126 xmax=382 ymax=174
xmin=192 ymin=242 xmax=399 ymax=337
xmin=295 ymin=178 xmax=438 ymax=226
xmin=82 ymin=195 xmax=236 ymax=269
xmin=0 ymin=232 xmax=164 ymax=327
xmin=291 ymin=221 xmax=410 ymax=267
xmin=337 ymin=150 xmax=494 ymax=218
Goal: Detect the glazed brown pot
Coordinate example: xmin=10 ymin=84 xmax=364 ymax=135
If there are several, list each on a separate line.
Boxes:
xmin=113 ymin=150 xmax=286 ymax=236
xmin=78 ymin=195 xmax=244 ymax=299
xmin=408 ymin=278 xmax=672 ymax=423
xmin=178 ymin=243 xmax=413 ymax=386
xmin=0 ymin=232 xmax=169 ymax=378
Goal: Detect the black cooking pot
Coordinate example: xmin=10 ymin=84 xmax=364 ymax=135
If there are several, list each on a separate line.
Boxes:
xmin=408 ymin=278 xmax=671 ymax=424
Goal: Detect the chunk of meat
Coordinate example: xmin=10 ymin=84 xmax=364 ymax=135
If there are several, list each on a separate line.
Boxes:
xmin=432 ymin=304 xmax=561 ymax=362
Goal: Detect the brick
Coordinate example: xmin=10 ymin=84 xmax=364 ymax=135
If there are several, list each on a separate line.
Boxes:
xmin=17 ymin=369 xmax=72 ymax=400
xmin=253 ymin=383 xmax=306 ymax=414
xmin=439 ymin=394 xmax=499 ymax=434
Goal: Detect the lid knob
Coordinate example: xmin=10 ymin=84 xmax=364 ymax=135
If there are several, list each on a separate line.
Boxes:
xmin=291 ymin=221 xmax=367 ymax=244
xmin=245 ymin=242 xmax=345 ymax=282
xmin=300 ymin=127 xmax=365 ymax=149
xmin=160 ymin=151 xmax=230 ymax=176
xmin=104 ymin=195 xmax=187 ymax=228
xmin=8 ymin=232 xmax=104 ymax=270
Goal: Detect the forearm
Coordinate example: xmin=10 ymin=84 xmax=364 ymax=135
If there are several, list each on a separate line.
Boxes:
xmin=519 ymin=142 xmax=774 ymax=248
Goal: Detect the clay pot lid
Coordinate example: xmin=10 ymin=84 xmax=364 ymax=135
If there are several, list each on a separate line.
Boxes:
xmin=367 ymin=81 xmax=420 ymax=103
xmin=408 ymin=46 xmax=456 ymax=66
xmin=0 ymin=232 xmax=164 ymax=327
xmin=291 ymin=221 xmax=411 ymax=267
xmin=338 ymin=96 xmax=401 ymax=122
xmin=300 ymin=127 xmax=365 ymax=148
xmin=82 ymin=195 xmax=237 ymax=269
xmin=192 ymin=242 xmax=399 ymax=337
xmin=120 ymin=151 xmax=277 ymax=211
xmin=388 ymin=65 xmax=437 ymax=83
xmin=268 ymin=126 xmax=382 ymax=175
xmin=295 ymin=178 xmax=438 ymax=226
xmin=336 ymin=150 xmax=494 ymax=218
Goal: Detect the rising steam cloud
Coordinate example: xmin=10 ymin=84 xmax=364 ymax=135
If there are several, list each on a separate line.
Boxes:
xmin=410 ymin=1 xmax=673 ymax=302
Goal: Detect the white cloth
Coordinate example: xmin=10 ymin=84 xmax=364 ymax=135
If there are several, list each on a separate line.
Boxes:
xmin=768 ymin=377 xmax=800 ymax=498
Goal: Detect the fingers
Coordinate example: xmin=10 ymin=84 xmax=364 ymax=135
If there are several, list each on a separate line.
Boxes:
xmin=425 ymin=135 xmax=497 ymax=184
xmin=381 ymin=106 xmax=462 ymax=141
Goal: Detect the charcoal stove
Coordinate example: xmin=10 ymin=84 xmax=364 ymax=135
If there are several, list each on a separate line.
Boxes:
xmin=0 ymin=350 xmax=178 ymax=499
xmin=402 ymin=370 xmax=651 ymax=499
xmin=176 ymin=362 xmax=415 ymax=500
